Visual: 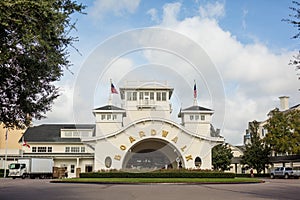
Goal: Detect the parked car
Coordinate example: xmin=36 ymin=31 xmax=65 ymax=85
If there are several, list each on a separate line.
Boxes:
xmin=270 ymin=167 xmax=300 ymax=179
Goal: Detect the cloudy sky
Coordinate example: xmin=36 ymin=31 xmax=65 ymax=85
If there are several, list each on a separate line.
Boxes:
xmin=36 ymin=0 xmax=300 ymax=145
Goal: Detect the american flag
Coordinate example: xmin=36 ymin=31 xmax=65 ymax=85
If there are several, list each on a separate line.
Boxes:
xmin=111 ymin=83 xmax=118 ymax=94
xmin=194 ymin=82 xmax=197 ymax=99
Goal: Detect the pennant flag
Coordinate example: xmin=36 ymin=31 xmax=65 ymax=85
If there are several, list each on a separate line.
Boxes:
xmin=193 ymin=82 xmax=197 ymax=99
xmin=111 ymin=82 xmax=118 ymax=94
xmin=22 ymin=140 xmax=30 ymax=148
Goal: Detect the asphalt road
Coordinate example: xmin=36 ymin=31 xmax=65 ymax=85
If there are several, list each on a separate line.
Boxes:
xmin=0 ymin=178 xmax=300 ymax=200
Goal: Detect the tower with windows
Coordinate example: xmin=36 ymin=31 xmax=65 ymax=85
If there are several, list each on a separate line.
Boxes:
xmin=84 ymin=80 xmax=224 ymax=171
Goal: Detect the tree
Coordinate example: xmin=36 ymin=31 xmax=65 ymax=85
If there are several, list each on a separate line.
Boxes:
xmin=241 ymin=121 xmax=270 ymax=174
xmin=264 ymin=108 xmax=300 ymax=155
xmin=0 ymin=0 xmax=85 ymax=129
xmin=212 ymin=143 xmax=233 ymax=171
xmin=283 ymin=1 xmax=300 ymax=84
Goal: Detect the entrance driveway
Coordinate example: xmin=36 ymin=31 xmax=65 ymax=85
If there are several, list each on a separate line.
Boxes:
xmin=0 ymin=178 xmax=299 ymax=200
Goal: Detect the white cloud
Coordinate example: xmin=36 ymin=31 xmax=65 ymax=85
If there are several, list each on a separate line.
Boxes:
xmin=37 ymin=1 xmax=300 ymax=146
xmin=90 ymin=0 xmax=140 ymax=19
xmin=147 ymin=8 xmax=159 ymax=23
xmin=199 ymin=1 xmax=225 ymax=19
xmin=34 ymin=81 xmax=74 ymax=124
xmin=153 ymin=1 xmax=300 ymax=144
xmin=161 ymin=2 xmax=181 ymax=26
xmin=242 ymin=8 xmax=248 ymax=30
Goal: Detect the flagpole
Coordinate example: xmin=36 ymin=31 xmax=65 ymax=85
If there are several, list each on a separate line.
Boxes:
xmin=21 ymin=136 xmax=24 ymax=158
xmin=4 ymin=128 xmax=8 ymax=178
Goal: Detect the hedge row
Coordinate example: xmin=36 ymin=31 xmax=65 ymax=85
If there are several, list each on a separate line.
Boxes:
xmin=80 ymin=170 xmax=235 ymax=178
xmin=0 ymin=169 xmax=8 ymax=178
xmin=235 ymin=173 xmax=270 ymax=178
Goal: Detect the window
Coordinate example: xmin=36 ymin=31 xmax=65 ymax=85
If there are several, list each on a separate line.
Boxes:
xmin=32 ymin=147 xmax=37 ymax=152
xmin=112 ymin=114 xmax=117 ymax=120
xmin=73 ymin=131 xmax=80 ymax=137
xmin=107 ymin=114 xmax=111 ymax=120
xmin=65 ymin=131 xmax=72 ymax=137
xmin=101 ymin=114 xmax=105 ymax=120
xmin=201 ymin=115 xmax=205 ymax=121
xmin=157 ymin=92 xmax=161 ymax=101
xmin=261 ymin=129 xmax=265 ymax=137
xmin=37 ymin=147 xmax=47 ymax=152
xmin=162 ymin=92 xmax=167 ymax=101
xmin=190 ymin=115 xmax=194 ymax=120
xmin=85 ymin=165 xmax=93 ymax=172
xmin=71 ymin=165 xmax=75 ymax=173
xmin=195 ymin=115 xmax=199 ymax=120
xmin=47 ymin=147 xmax=52 ymax=152
xmin=66 ymin=146 xmax=85 ymax=153
xmin=127 ymin=91 xmax=137 ymax=101
xmin=139 ymin=92 xmax=144 ymax=100
xmin=194 ymin=156 xmax=202 ymax=168
xmin=133 ymin=92 xmax=137 ymax=100
xmin=150 ymin=92 xmax=154 ymax=100
xmin=71 ymin=147 xmax=80 ymax=153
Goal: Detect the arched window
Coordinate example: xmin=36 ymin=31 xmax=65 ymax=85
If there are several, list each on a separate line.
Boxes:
xmin=105 ymin=157 xmax=112 ymax=168
xmin=194 ymin=156 xmax=202 ymax=168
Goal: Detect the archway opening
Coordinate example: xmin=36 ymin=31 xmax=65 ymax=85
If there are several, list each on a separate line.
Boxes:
xmin=122 ymin=138 xmax=183 ymax=170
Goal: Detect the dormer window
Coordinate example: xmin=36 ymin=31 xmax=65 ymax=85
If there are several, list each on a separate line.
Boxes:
xmin=61 ymin=129 xmax=93 ymax=138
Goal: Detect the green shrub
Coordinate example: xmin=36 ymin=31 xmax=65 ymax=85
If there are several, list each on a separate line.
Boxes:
xmin=80 ymin=169 xmax=235 ymax=178
xmin=235 ymin=173 xmax=269 ymax=178
xmin=0 ymin=169 xmax=9 ymax=178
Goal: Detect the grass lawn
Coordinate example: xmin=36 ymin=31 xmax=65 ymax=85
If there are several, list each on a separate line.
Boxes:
xmin=51 ymin=177 xmax=263 ymax=184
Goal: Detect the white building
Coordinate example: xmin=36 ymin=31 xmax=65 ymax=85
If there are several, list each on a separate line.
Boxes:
xmin=20 ymin=81 xmax=224 ymax=176
xmin=83 ymin=81 xmax=224 ymax=170
xmin=243 ymin=96 xmax=300 ymax=170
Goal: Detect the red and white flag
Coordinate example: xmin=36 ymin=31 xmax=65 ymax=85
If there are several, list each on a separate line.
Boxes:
xmin=22 ymin=140 xmax=30 ymax=148
xmin=193 ymin=82 xmax=197 ymax=99
xmin=111 ymin=82 xmax=118 ymax=94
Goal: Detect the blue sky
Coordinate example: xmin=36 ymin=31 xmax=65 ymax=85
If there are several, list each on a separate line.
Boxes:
xmin=73 ymin=0 xmax=297 ymax=52
xmin=38 ymin=0 xmax=300 ymax=145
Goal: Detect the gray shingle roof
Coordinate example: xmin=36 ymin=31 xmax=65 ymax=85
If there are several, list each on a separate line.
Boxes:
xmin=178 ymin=105 xmax=213 ymax=117
xmin=21 ymin=124 xmax=95 ymax=143
xmin=94 ymin=105 xmax=124 ymax=111
xmin=182 ymin=105 xmax=213 ymax=111
xmin=290 ymin=104 xmax=300 ymax=110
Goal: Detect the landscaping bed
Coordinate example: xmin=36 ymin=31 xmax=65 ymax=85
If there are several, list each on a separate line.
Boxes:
xmin=51 ymin=170 xmax=263 ymax=184
xmin=51 ymin=177 xmax=263 ymax=184
xmin=79 ymin=169 xmax=235 ymax=179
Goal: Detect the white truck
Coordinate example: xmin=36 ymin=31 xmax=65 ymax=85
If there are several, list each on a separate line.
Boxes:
xmin=270 ymin=167 xmax=300 ymax=179
xmin=8 ymin=158 xmax=54 ymax=179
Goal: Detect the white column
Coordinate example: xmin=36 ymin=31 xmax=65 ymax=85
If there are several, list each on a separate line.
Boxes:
xmin=76 ymin=157 xmax=80 ymax=168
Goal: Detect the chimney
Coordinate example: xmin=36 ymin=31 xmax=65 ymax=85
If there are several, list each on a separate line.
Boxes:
xmin=279 ymin=96 xmax=289 ymax=111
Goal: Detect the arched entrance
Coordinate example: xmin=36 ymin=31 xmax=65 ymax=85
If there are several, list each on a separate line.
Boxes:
xmin=122 ymin=138 xmax=184 ymax=170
